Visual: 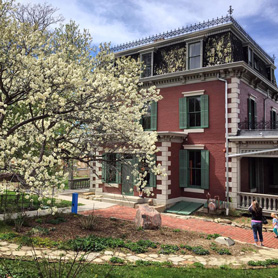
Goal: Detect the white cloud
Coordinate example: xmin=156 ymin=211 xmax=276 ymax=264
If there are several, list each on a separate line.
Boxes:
xmin=14 ymin=0 xmax=278 ymax=65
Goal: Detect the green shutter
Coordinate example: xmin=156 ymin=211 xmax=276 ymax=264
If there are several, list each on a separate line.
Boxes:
xmin=179 ymin=150 xmax=189 ymax=187
xmin=149 ymin=155 xmax=157 ymax=187
xmin=200 ymin=95 xmax=209 ymax=128
xmin=254 ymin=101 xmax=257 ymax=125
xmin=115 ymin=154 xmax=121 ymax=184
xmin=150 ymin=101 xmax=157 ymax=131
xmin=179 ymin=98 xmax=188 ymax=129
xmin=102 ymin=154 xmax=107 ymax=182
xmin=201 ymin=150 xmax=209 ymax=189
xmin=248 ymin=98 xmax=252 ymax=129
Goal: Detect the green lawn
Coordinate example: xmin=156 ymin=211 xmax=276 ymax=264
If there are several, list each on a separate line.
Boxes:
xmin=0 ymin=259 xmax=278 ymax=278
xmin=0 ymin=191 xmax=75 ymax=213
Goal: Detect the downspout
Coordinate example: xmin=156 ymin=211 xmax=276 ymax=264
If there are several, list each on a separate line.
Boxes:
xmin=218 ymin=77 xmax=229 ymax=216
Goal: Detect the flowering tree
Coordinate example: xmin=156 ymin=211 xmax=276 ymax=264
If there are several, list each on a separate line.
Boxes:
xmin=0 ymin=0 xmax=161 ymax=202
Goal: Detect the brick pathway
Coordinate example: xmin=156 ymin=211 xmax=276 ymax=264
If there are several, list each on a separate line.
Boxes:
xmin=82 ymin=205 xmax=278 ymax=249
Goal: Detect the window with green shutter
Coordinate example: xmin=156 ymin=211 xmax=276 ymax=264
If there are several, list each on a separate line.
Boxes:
xmin=179 ymin=95 xmax=209 ymax=129
xmin=142 ymin=101 xmax=157 ymax=131
xmin=179 ymin=149 xmax=209 ymax=189
xmin=135 ymin=154 xmax=157 ymax=188
xmin=270 ymin=110 xmax=277 ymax=130
xmin=248 ymin=98 xmax=257 ymax=130
xmin=102 ymin=153 xmax=120 ymax=183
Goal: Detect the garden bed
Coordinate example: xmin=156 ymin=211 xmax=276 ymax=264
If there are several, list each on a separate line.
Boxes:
xmin=0 ymin=213 xmax=258 ymax=257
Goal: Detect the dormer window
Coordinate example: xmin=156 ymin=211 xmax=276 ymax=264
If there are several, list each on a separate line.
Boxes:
xmin=141 ymin=52 xmax=153 ymax=78
xmin=188 ymin=42 xmax=201 ymax=70
xmin=271 ymin=68 xmax=275 ymax=84
xmin=248 ymin=48 xmax=253 ymax=67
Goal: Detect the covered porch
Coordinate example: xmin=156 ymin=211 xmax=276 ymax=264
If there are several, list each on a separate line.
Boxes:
xmin=229 ymin=131 xmax=278 ymax=213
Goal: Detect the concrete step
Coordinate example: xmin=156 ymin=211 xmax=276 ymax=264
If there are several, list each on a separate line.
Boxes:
xmin=87 ymin=193 xmax=149 ymax=208
xmin=100 ymin=197 xmax=141 ymax=208
xmin=100 ymin=193 xmax=144 ymax=202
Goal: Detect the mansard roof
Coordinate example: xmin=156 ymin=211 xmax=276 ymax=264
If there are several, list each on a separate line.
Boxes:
xmin=111 ymin=15 xmax=274 ymax=66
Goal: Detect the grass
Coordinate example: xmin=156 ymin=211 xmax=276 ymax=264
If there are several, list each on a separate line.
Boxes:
xmin=0 ymin=190 xmax=85 ymax=214
xmin=0 ymin=191 xmax=74 ymax=213
xmin=1 ymin=259 xmax=278 ymax=278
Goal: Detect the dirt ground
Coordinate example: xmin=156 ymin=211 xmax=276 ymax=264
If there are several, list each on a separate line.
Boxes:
xmin=21 ymin=213 xmax=256 ymax=257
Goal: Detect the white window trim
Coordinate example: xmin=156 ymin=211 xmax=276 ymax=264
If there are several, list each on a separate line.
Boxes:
xmin=183 ymin=129 xmax=204 ymax=133
xmin=271 ymin=107 xmax=277 ymax=112
xmin=183 ymin=144 xmax=205 ymax=150
xmin=182 ymin=90 xmax=205 ymax=97
xmin=184 ymin=188 xmax=205 ymax=193
xmin=140 ymin=51 xmax=154 ymax=78
xmin=249 ymin=94 xmax=257 ymax=101
xmin=186 ymin=39 xmax=203 ymax=70
xmin=248 ymin=47 xmax=253 ymax=66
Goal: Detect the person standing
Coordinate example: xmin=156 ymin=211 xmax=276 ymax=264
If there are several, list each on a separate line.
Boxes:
xmin=271 ymin=213 xmax=278 ymax=238
xmin=249 ymin=201 xmax=264 ymax=246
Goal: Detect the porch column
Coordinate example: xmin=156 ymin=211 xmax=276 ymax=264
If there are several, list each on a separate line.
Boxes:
xmin=94 ymin=148 xmax=103 ymax=194
xmin=228 ymin=142 xmax=240 ymax=209
xmin=156 ymin=141 xmax=171 ymax=205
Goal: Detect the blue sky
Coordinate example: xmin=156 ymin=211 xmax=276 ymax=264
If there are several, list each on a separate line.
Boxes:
xmin=17 ymin=0 xmax=278 ymax=71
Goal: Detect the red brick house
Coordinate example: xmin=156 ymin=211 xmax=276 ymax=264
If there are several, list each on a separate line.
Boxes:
xmin=91 ymin=14 xmax=278 ymax=213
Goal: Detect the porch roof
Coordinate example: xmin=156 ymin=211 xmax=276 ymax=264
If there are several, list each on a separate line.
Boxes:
xmin=229 ymin=130 xmax=278 ymax=141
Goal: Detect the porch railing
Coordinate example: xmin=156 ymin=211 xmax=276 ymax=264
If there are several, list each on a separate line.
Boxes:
xmin=238 ymin=192 xmax=278 ymax=213
xmin=238 ymin=120 xmax=278 ymax=130
xmin=68 ymin=178 xmax=90 ymax=189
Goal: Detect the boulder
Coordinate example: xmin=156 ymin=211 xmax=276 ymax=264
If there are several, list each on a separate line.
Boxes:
xmin=215 ymin=236 xmax=235 ymax=247
xmin=135 ymin=204 xmax=161 ymax=230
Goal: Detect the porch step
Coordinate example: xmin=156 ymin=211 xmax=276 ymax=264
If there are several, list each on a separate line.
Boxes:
xmin=101 ymin=193 xmax=145 ymax=202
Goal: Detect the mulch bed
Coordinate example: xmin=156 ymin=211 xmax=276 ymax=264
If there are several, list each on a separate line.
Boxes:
xmin=18 ymin=213 xmax=255 ymax=257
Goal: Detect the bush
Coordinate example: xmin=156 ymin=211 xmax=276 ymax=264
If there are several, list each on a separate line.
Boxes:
xmin=192 ymin=246 xmax=210 ymax=255
xmin=206 ymin=233 xmax=221 ymax=240
xmin=210 ymin=243 xmax=231 ymax=255
xmin=67 ymin=235 xmax=157 ymax=254
xmin=248 ymin=259 xmax=278 ymax=267
xmin=180 ymin=244 xmax=192 ymax=251
xmin=0 ymin=232 xmax=18 ymax=241
xmin=159 ymin=244 xmax=179 ymax=254
xmin=78 ymin=214 xmax=96 ymax=230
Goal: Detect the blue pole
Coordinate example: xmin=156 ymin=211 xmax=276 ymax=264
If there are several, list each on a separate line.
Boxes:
xmin=71 ymin=193 xmax=78 ymax=214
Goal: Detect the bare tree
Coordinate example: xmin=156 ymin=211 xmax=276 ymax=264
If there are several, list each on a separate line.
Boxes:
xmin=11 ymin=2 xmax=64 ymax=30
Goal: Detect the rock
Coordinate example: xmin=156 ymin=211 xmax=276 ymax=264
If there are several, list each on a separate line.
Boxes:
xmin=215 ymin=237 xmax=235 ymax=246
xmin=218 ymin=219 xmax=232 ymax=224
xmin=148 ymin=198 xmax=154 ymax=206
xmin=135 ymin=204 xmax=161 ymax=230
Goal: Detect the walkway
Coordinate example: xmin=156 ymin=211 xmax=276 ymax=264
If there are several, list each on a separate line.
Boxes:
xmin=0 ymin=240 xmax=277 ymax=267
xmin=81 ymin=205 xmax=278 ymax=249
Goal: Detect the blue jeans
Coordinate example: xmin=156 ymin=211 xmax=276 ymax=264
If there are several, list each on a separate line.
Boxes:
xmin=251 ymin=222 xmax=263 ymax=242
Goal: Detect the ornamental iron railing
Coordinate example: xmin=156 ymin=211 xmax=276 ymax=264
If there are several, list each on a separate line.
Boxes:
xmin=110 ymin=15 xmax=274 ymax=63
xmin=238 ymin=120 xmax=278 ymax=131
xmin=68 ymin=178 xmax=90 ymax=189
